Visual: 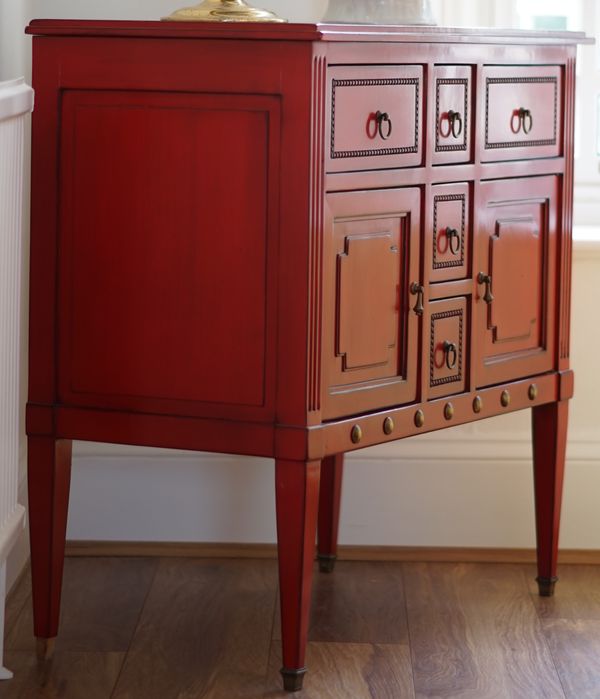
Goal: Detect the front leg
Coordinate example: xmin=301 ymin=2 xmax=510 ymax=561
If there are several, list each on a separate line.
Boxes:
xmin=27 ymin=437 xmax=72 ymax=656
xmin=532 ymin=401 xmax=568 ymax=597
xmin=275 ymin=459 xmax=320 ymax=692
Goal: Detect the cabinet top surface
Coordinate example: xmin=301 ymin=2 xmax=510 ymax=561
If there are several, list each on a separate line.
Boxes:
xmin=26 ymin=19 xmax=592 ymax=45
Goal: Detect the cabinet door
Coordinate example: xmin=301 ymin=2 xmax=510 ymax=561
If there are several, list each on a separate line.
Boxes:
xmin=475 ymin=176 xmax=558 ymax=388
xmin=322 ymin=188 xmax=421 ymax=419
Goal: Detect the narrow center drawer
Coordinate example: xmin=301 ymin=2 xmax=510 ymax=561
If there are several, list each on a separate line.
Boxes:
xmin=430 ymin=182 xmax=471 ymax=283
xmin=327 ymin=65 xmax=423 ymax=173
xmin=427 ymin=296 xmax=468 ymax=400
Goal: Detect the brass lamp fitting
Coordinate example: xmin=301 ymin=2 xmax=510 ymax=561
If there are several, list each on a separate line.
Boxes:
xmin=163 ymin=0 xmax=286 ymax=22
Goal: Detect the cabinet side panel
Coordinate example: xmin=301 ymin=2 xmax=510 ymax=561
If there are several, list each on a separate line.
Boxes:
xmin=58 ymin=91 xmax=279 ymax=416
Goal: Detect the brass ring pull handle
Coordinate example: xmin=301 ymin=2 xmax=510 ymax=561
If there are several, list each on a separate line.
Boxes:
xmin=447 ymin=109 xmax=463 ymax=138
xmin=511 ymin=110 xmax=522 ymax=133
xmin=520 ymin=107 xmax=533 ymax=134
xmin=410 ymin=282 xmax=425 ymax=316
xmin=443 ymin=341 xmax=458 ymax=370
xmin=446 ymin=227 xmax=460 ymax=255
xmin=477 ymin=272 xmax=494 ymax=304
xmin=376 ymin=111 xmax=393 ymax=140
xmin=511 ymin=108 xmax=533 ymax=134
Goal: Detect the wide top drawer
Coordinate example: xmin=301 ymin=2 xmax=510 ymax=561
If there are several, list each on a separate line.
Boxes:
xmin=327 ymin=65 xmax=423 ymax=173
xmin=482 ymin=65 xmax=562 ymax=161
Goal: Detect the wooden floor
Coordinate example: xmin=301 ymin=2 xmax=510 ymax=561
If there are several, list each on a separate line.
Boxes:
xmin=3 ymin=558 xmax=600 ymax=698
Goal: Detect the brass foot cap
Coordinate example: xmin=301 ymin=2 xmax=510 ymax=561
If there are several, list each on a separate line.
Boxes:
xmin=281 ymin=667 xmax=307 ymax=692
xmin=318 ymin=554 xmax=337 ymax=574
xmin=537 ymin=576 xmax=558 ymax=597
xmin=36 ymin=637 xmax=56 ymax=661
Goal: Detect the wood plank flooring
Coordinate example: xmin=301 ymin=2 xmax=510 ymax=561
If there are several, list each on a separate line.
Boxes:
xmin=2 ymin=558 xmax=600 ymax=698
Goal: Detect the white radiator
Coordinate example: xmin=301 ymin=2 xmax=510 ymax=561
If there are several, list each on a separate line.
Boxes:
xmin=0 ymin=77 xmax=33 ymax=681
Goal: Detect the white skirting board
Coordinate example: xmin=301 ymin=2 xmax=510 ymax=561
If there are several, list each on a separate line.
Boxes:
xmin=0 ymin=77 xmax=33 ymax=681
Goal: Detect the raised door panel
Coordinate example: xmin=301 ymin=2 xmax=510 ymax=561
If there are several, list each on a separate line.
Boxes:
xmin=322 ymin=188 xmax=421 ymax=419
xmin=58 ymin=90 xmax=280 ymax=420
xmin=338 ymin=234 xmax=399 ymax=370
xmin=475 ymin=176 xmax=558 ymax=388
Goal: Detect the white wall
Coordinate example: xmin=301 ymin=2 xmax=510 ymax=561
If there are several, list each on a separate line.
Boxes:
xmin=1 ymin=1 xmax=599 ymax=571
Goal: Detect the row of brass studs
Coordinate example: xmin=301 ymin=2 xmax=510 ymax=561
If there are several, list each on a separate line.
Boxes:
xmin=350 ymin=383 xmax=540 ymax=444
xmin=352 ymin=416 xmax=395 ymax=444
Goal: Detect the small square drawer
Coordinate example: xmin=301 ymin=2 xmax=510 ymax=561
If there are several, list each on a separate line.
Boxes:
xmin=327 ymin=65 xmax=423 ymax=173
xmin=482 ymin=65 xmax=562 ymax=161
xmin=430 ymin=183 xmax=470 ymax=283
xmin=428 ymin=296 xmax=468 ymax=400
xmin=433 ymin=65 xmax=472 ymax=165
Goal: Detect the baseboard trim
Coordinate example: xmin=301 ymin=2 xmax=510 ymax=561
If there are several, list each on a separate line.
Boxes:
xmin=64 ymin=540 xmax=600 ymax=565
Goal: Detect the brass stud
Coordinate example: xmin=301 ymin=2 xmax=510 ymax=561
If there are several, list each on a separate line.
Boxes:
xmin=414 ymin=409 xmax=425 ymax=428
xmin=528 ymin=384 xmax=538 ymax=401
xmin=444 ymin=402 xmax=454 ymax=420
xmin=501 ymin=390 xmax=510 ymax=407
xmin=350 ymin=424 xmax=362 ymax=444
xmin=473 ymin=396 xmax=483 ymax=414
xmin=383 ymin=416 xmax=395 ymax=435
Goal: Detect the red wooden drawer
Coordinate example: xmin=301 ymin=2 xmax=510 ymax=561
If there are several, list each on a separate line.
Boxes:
xmin=433 ymin=66 xmax=472 ymax=165
xmin=327 ymin=65 xmax=423 ymax=173
xmin=429 ymin=182 xmax=470 ymax=283
xmin=482 ymin=66 xmax=562 ymax=161
xmin=427 ymin=296 xmax=468 ymax=400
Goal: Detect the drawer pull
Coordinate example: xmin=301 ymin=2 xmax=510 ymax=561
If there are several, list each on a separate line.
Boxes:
xmin=511 ymin=107 xmax=534 ymax=135
xmin=447 ymin=109 xmax=463 ymax=138
xmin=375 ymin=110 xmax=393 ymax=140
xmin=477 ymin=272 xmax=494 ymax=305
xmin=520 ymin=107 xmax=533 ymax=134
xmin=410 ymin=282 xmax=425 ymax=316
xmin=445 ymin=227 xmax=460 ymax=255
xmin=443 ymin=341 xmax=458 ymax=370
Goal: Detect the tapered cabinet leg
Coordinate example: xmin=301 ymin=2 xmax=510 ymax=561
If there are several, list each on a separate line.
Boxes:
xmin=317 ymin=453 xmax=344 ymax=573
xmin=27 ymin=437 xmax=72 ymax=646
xmin=275 ymin=459 xmax=320 ymax=692
xmin=532 ymin=401 xmax=568 ymax=597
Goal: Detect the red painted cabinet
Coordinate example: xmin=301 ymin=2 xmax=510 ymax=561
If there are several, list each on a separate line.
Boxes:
xmin=25 ymin=20 xmax=587 ymax=693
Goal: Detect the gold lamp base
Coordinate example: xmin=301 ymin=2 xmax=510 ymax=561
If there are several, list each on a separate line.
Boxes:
xmin=163 ymin=0 xmax=286 ymax=22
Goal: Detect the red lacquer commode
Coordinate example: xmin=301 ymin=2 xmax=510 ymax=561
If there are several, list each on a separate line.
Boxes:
xmin=26 ymin=19 xmax=589 ymax=691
